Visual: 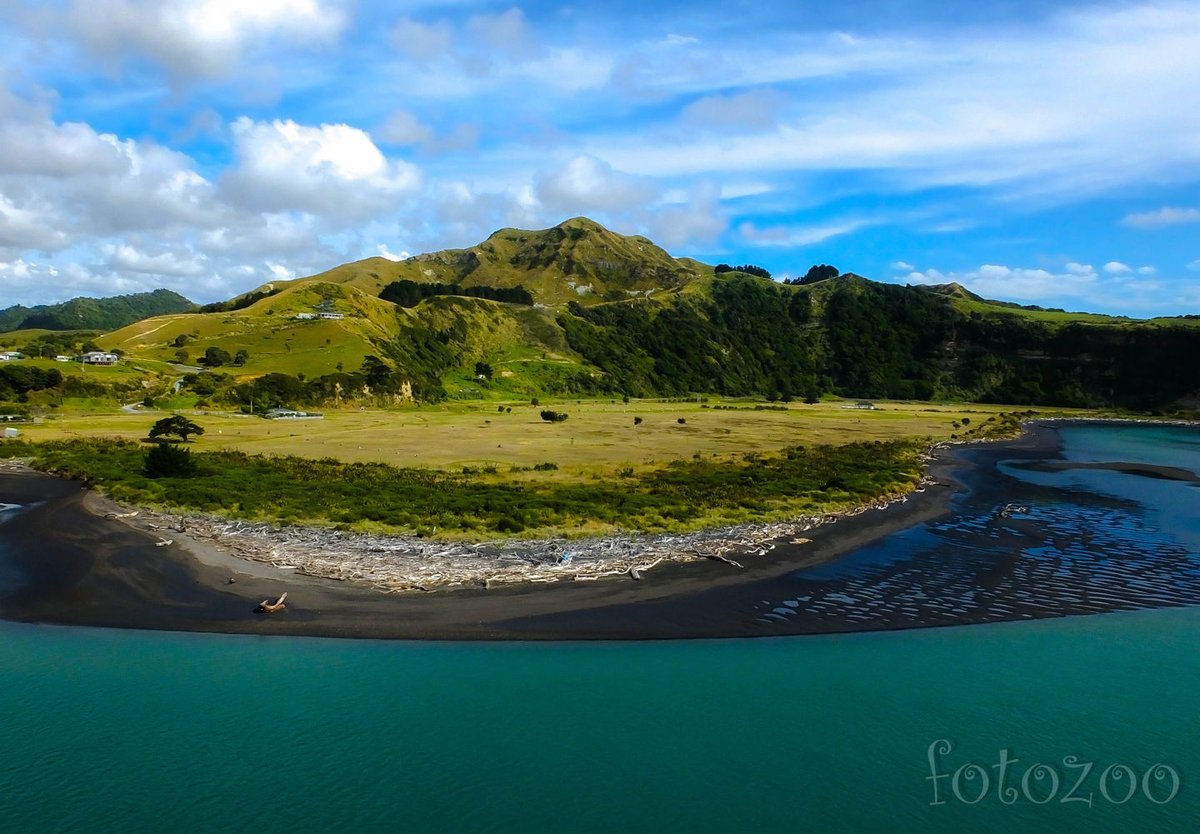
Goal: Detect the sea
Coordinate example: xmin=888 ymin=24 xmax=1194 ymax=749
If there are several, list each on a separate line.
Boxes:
xmin=1 ymin=423 xmax=1198 ymax=832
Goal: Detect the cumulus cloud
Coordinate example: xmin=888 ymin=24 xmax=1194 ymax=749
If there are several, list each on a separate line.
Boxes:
xmin=377 ymin=245 xmax=410 ymax=262
xmin=1104 ymin=261 xmax=1132 ymax=274
xmin=648 ymin=183 xmax=726 ymax=247
xmin=891 ymin=260 xmax=915 ymax=271
xmin=220 ymin=118 xmax=420 ymax=218
xmin=1122 ymin=206 xmax=1200 ymax=228
xmin=901 ymin=263 xmax=1099 ymax=302
xmin=535 ymin=155 xmax=657 ymax=215
xmin=46 ymin=0 xmax=346 ymax=79
xmin=102 ymin=243 xmax=207 ymax=277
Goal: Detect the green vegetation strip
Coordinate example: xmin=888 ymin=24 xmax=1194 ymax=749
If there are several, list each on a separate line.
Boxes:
xmin=0 ymin=438 xmax=926 ymax=538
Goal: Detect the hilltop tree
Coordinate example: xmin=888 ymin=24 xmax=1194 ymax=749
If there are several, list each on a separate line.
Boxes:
xmin=149 ymin=415 xmax=205 ymax=442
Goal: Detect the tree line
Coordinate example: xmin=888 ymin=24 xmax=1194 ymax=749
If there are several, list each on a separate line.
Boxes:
xmin=380 ymin=279 xmax=534 ymax=308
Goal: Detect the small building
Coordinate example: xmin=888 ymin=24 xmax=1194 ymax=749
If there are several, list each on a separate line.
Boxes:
xmin=295 ymin=312 xmax=317 ymax=320
xmin=263 ymin=408 xmax=324 ymax=420
xmin=847 ymin=401 xmax=877 ymax=410
xmin=0 ymin=351 xmax=23 ymax=361
xmin=2 ymin=427 xmax=19 ymax=438
xmin=319 ymin=312 xmax=344 ymax=320
xmin=55 ymin=355 xmax=72 ymax=362
xmin=79 ymin=351 xmax=119 ymax=365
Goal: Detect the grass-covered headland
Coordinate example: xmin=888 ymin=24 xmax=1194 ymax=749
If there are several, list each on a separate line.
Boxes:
xmin=0 ymin=438 xmax=927 ymax=539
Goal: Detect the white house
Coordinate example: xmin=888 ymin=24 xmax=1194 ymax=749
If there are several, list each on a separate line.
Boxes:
xmin=319 ymin=312 xmax=344 ymax=320
xmin=295 ymin=312 xmax=317 ymax=320
xmin=80 ymin=351 xmax=119 ymax=365
xmin=0 ymin=351 xmax=23 ymax=361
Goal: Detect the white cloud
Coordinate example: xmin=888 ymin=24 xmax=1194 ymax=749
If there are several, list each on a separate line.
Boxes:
xmin=535 ymin=155 xmax=657 ymax=214
xmin=739 ymin=219 xmax=871 ymax=247
xmin=374 ymin=110 xmax=435 ymax=147
xmin=891 ymin=260 xmax=915 ymax=271
xmin=902 ymin=263 xmax=1099 ymax=302
xmin=103 ymin=243 xmax=206 ymax=277
xmin=52 ymin=0 xmax=346 ymax=79
xmin=389 ymin=16 xmax=455 ymax=64
xmin=680 ymin=89 xmax=783 ymax=130
xmin=1104 ymin=261 xmax=1132 ymax=274
xmin=1122 ymin=206 xmax=1200 ymax=229
xmin=1137 ymin=266 xmax=1157 ymax=275
xmin=1064 ymin=262 xmax=1094 ymax=276
xmin=465 ymin=8 xmax=538 ymax=64
xmin=377 ymin=245 xmax=409 ymax=262
xmin=220 ymin=118 xmax=420 ymax=217
xmin=0 ymin=194 xmax=69 ymax=250
xmin=267 ymin=262 xmax=296 ymax=281
xmin=648 ymin=183 xmax=726 ymax=247
xmin=589 ymin=3 xmax=1200 ymax=202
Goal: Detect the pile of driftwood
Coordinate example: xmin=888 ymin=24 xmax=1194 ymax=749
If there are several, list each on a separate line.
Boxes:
xmin=136 ymin=511 xmax=832 ymax=592
xmin=122 ymin=476 xmax=929 ymax=594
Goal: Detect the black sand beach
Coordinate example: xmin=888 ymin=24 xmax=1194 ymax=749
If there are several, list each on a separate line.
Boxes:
xmin=3 ymin=421 xmax=1192 ymax=640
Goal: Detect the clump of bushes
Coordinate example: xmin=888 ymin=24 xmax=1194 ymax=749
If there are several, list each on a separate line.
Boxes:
xmin=540 ymin=410 xmax=568 ymax=423
xmin=144 ymin=443 xmax=197 ymax=478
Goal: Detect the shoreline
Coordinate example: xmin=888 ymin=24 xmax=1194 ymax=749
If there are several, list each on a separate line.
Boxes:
xmin=0 ymin=418 xmax=1190 ymax=640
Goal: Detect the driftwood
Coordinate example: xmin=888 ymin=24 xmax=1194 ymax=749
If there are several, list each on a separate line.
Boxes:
xmin=105 ymin=510 xmax=139 ymax=519
xmin=697 ymin=550 xmax=744 ymax=569
xmin=117 ymin=483 xmax=929 ymax=594
xmin=256 ymin=592 xmax=287 ymax=613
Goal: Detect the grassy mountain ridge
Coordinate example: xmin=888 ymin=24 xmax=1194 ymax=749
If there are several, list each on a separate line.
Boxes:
xmin=0 ymin=289 xmax=195 ymax=333
xmin=59 ymin=218 xmax=1200 ymax=412
xmin=255 ymin=217 xmax=706 ymax=307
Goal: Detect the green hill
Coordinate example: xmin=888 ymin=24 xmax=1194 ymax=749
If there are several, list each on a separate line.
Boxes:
xmin=0 ymin=289 xmax=195 ymax=333
xmin=70 ymin=218 xmax=1200 ymax=413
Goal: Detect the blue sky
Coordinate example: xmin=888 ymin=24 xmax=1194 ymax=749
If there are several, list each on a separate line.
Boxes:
xmin=1 ymin=0 xmax=1198 ymax=315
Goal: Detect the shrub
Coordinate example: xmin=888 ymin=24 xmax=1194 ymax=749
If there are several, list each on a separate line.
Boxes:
xmin=144 ymin=442 xmax=197 ymax=478
xmin=677 ymin=417 xmax=686 ymax=424
xmin=540 ymin=410 xmax=568 ymax=423
xmin=634 ymin=416 xmax=643 ymax=425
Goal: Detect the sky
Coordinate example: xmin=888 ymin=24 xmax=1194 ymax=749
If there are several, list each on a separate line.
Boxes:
xmin=0 ymin=0 xmax=1199 ymax=315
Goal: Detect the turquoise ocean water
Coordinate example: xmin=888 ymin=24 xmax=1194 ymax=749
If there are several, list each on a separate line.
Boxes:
xmin=1 ymin=425 xmax=1198 ymax=832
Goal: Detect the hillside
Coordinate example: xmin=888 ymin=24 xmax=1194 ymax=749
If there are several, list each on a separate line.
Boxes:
xmin=0 ymin=289 xmax=195 ymax=333
xmin=253 ymin=217 xmax=707 ymax=307
xmin=47 ymin=217 xmax=1200 ymax=413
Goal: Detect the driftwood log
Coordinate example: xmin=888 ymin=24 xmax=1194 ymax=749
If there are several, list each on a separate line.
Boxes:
xmin=256 ymin=592 xmax=288 ymax=614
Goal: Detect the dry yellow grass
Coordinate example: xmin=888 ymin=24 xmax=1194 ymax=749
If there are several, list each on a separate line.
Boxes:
xmin=17 ymin=398 xmax=1084 ymax=475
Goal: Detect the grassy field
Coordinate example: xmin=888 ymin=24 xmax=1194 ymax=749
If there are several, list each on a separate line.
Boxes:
xmin=2 ymin=396 xmax=1090 ymax=538
xmin=13 ymin=398 xmax=1081 ymax=477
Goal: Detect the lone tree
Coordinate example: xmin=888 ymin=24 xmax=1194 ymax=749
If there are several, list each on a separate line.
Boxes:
xmin=149 ymin=415 xmax=205 ymax=443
